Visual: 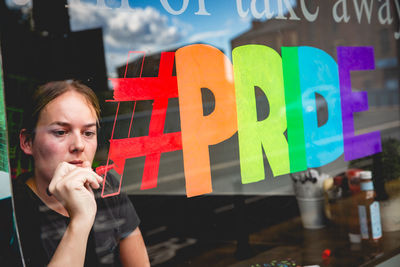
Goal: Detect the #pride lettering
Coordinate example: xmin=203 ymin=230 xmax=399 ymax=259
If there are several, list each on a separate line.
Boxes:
xmin=100 ymin=44 xmax=381 ymax=198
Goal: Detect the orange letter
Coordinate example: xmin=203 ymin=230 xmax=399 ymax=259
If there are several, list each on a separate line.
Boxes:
xmin=176 ymin=44 xmax=237 ymax=197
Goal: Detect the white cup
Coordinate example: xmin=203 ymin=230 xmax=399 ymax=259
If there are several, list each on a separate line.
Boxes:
xmin=296 ymin=197 xmax=326 ymax=229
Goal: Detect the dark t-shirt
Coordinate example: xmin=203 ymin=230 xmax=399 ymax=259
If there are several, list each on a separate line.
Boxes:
xmin=12 ymin=172 xmax=140 ymax=267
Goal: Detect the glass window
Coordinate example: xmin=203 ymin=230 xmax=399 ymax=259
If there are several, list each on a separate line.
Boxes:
xmin=1 ymin=0 xmax=400 ymax=266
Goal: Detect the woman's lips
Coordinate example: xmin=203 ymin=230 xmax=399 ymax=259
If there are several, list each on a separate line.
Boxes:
xmin=69 ymin=160 xmax=84 ymax=166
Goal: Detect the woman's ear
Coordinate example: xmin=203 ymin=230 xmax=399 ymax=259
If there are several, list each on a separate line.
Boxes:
xmin=20 ymin=129 xmax=33 ymax=155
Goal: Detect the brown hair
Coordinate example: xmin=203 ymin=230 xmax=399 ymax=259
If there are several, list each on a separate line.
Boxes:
xmin=23 ymin=80 xmax=101 ymax=139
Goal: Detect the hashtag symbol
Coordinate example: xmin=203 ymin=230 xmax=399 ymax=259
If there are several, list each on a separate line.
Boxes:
xmin=97 ymin=52 xmax=182 ymax=198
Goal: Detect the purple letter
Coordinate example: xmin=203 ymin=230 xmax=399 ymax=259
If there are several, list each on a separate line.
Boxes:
xmin=337 ymin=46 xmax=382 ymax=161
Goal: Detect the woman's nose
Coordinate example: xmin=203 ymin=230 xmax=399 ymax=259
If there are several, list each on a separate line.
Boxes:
xmin=69 ymin=132 xmax=85 ymax=152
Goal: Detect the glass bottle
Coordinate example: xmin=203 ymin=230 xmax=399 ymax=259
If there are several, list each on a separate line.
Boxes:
xmin=346 ymin=171 xmax=362 ymax=248
xmin=358 ymin=171 xmax=383 ymax=247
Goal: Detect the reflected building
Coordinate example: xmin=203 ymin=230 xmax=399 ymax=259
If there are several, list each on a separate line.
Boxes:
xmin=116 ymin=50 xmax=176 ymax=78
xmin=113 ymin=43 xmax=223 ymax=120
xmin=0 ymin=0 xmax=109 ymax=177
xmin=231 ymin=0 xmax=399 ymax=107
xmin=0 ymin=0 xmax=108 ymax=100
xmin=115 ymin=43 xmax=223 ymax=78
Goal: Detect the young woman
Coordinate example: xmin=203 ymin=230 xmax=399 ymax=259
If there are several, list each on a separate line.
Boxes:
xmin=15 ymin=80 xmax=150 ymax=266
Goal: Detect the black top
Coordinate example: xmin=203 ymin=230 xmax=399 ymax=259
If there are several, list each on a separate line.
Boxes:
xmin=12 ymin=172 xmax=140 ymax=267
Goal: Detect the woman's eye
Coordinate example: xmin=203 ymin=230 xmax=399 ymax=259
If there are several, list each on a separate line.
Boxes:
xmin=52 ymin=130 xmax=67 ymax=136
xmin=83 ymin=131 xmax=96 ymax=137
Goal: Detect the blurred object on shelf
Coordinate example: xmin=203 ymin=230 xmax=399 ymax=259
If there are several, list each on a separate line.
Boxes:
xmin=291 ymin=169 xmax=329 ymax=198
xmin=292 ymin=169 xmax=329 ymax=229
xmin=324 ymin=169 xmax=364 ymax=244
xmin=346 ymin=169 xmax=362 ymax=194
xmin=358 ymin=171 xmax=383 ymax=246
xmin=380 ymin=178 xmax=400 ymax=232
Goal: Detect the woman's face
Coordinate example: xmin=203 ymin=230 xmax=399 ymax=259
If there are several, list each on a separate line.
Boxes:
xmin=27 ymin=90 xmax=98 ymax=182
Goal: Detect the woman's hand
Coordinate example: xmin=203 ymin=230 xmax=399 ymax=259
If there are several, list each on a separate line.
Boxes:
xmin=47 ymin=161 xmax=103 ymax=266
xmin=48 ymin=161 xmax=103 ymax=226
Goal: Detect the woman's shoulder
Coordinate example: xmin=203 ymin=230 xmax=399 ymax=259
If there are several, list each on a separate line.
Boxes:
xmin=12 ymin=172 xmax=35 ymax=201
xmin=12 ymin=173 xmax=43 ymax=223
xmin=13 ymin=171 xmax=32 ymax=185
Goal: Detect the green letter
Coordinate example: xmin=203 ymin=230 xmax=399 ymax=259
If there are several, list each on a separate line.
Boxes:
xmin=233 ymin=45 xmax=290 ymax=184
xmin=281 ymin=47 xmax=307 ymax=173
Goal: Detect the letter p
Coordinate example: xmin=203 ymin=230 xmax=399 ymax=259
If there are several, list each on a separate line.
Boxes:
xmin=176 ymin=44 xmax=237 ymax=197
